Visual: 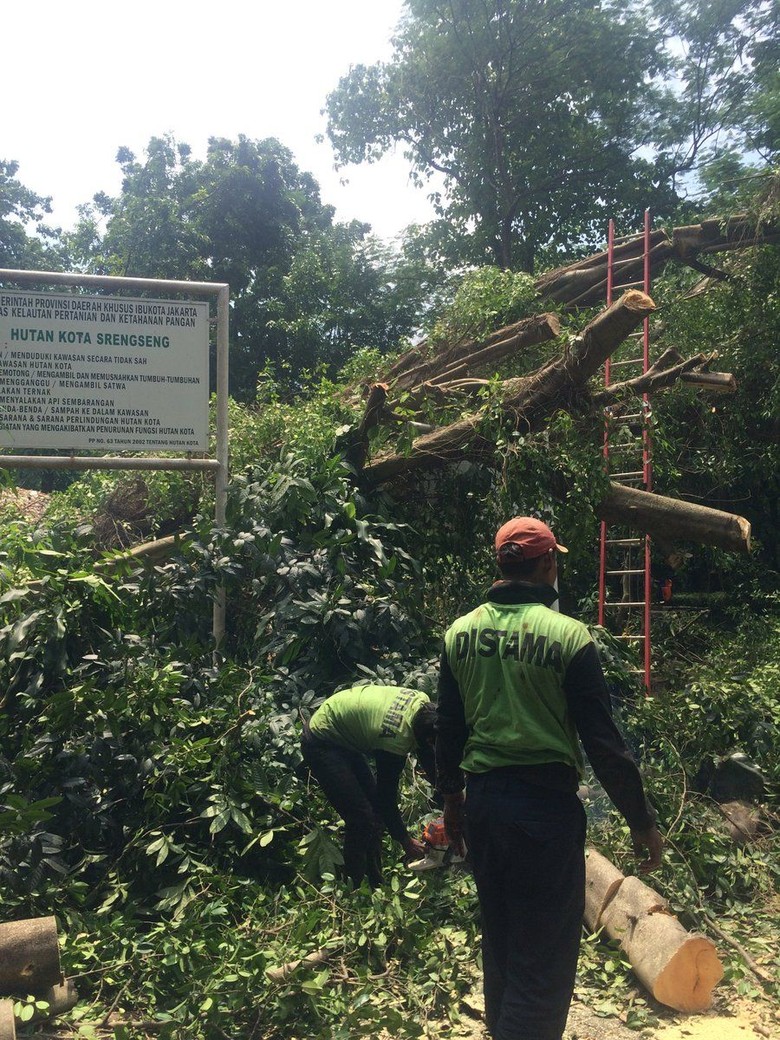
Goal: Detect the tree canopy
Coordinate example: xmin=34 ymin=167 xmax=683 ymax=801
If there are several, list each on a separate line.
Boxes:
xmin=325 ymin=0 xmax=778 ymax=272
xmin=69 ymin=135 xmax=429 ymax=398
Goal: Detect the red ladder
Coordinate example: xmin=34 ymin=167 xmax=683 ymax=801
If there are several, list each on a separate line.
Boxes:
xmin=597 ymin=209 xmax=653 ymax=691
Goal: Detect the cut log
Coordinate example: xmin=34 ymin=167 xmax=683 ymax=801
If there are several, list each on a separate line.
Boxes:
xmin=716 ymin=800 xmax=768 ymax=845
xmin=0 ymin=917 xmax=62 ymax=994
xmin=16 ymin=980 xmax=78 ymax=1025
xmin=0 ymin=1001 xmax=15 ymax=1040
xmin=598 ymin=483 xmax=751 ymax=555
xmin=584 ymin=849 xmax=724 ymax=1013
xmin=679 ymin=371 xmax=736 ymax=393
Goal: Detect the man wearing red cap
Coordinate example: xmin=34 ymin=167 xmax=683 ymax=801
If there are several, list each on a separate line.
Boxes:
xmin=436 ymin=517 xmax=662 ymax=1040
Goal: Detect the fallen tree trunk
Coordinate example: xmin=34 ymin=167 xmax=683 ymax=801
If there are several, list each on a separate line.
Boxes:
xmin=598 ymin=483 xmax=751 ymax=555
xmin=386 ymin=313 xmax=562 ymax=392
xmin=585 ymin=848 xmax=723 ymax=1013
xmin=363 ymin=292 xmax=655 ymax=484
xmin=0 ymin=917 xmax=62 ymax=994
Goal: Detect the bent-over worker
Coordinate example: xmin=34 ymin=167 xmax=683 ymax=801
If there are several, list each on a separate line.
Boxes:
xmin=436 ymin=517 xmax=663 ymax=1040
xmin=301 ymin=684 xmax=436 ymax=888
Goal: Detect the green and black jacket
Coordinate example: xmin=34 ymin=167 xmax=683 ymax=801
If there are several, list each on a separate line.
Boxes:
xmin=436 ymin=581 xmax=655 ymax=831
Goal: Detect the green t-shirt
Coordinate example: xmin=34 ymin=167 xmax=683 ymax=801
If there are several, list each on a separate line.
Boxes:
xmin=443 ymin=600 xmax=593 ymax=775
xmin=309 ymin=685 xmax=430 ymax=757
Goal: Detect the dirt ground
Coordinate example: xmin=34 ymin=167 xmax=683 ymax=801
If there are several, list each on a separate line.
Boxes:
xmin=445 ymin=987 xmax=777 ymax=1040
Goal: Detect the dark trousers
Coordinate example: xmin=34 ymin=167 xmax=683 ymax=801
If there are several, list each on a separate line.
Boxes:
xmin=301 ymin=732 xmax=384 ymax=888
xmin=465 ymin=771 xmax=587 ymax=1040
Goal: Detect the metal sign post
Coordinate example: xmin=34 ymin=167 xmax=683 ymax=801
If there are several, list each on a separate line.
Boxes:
xmin=0 ymin=268 xmax=230 ymax=645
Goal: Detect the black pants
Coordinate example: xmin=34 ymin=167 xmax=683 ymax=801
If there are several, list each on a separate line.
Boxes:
xmin=465 ymin=771 xmax=587 ymax=1040
xmin=301 ymin=732 xmax=384 ymax=888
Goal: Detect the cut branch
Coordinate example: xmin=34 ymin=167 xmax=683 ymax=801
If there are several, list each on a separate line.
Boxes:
xmin=535 ymin=215 xmax=780 ymax=309
xmin=388 ymin=313 xmax=562 ymax=394
xmin=364 ymin=292 xmax=655 ymax=485
xmin=585 ymin=848 xmax=723 ymax=1013
xmin=598 ymin=483 xmax=751 ymax=554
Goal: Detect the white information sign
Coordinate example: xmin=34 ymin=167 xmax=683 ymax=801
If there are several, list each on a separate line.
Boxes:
xmin=0 ymin=290 xmax=209 ymax=452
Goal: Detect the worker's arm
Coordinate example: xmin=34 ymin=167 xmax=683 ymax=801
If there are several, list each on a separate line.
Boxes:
xmin=436 ymin=649 xmax=468 ymax=853
xmin=565 ymin=642 xmax=662 ymax=871
xmin=373 ymin=751 xmax=424 ymax=858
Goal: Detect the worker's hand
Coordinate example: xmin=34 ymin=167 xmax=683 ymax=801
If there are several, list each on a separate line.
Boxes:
xmin=631 ymin=824 xmax=663 ymax=873
xmin=443 ymin=791 xmax=466 ymax=857
xmin=402 ymin=836 xmax=426 ymax=861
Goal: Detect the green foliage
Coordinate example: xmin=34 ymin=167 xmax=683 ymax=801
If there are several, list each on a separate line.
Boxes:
xmin=0 ymin=159 xmax=68 ymax=271
xmin=424 ymin=266 xmax=540 ymax=347
xmin=326 ymin=0 xmax=682 ymax=271
xmin=69 ymin=135 xmax=429 ymax=397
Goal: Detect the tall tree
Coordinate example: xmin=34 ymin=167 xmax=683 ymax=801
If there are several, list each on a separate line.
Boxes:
xmin=71 ymin=136 xmax=427 ymax=398
xmin=326 ymin=0 xmax=678 ymax=273
xmin=0 ymin=160 xmax=67 ymax=272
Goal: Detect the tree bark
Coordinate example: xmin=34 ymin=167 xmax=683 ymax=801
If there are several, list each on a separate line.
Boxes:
xmin=0 ymin=918 xmax=62 ymax=994
xmin=0 ymin=1001 xmax=15 ymax=1040
xmin=584 ymin=849 xmax=723 ymax=1013
xmin=266 ymin=946 xmax=340 ymax=984
xmin=388 ymin=313 xmax=562 ymax=394
xmin=534 ymin=215 xmax=780 ymax=309
xmin=363 ymin=292 xmax=655 ymax=485
xmin=598 ymin=483 xmax=751 ymax=554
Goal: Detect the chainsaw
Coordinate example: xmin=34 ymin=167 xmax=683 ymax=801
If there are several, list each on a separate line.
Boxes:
xmin=408 ymin=816 xmax=466 ymax=872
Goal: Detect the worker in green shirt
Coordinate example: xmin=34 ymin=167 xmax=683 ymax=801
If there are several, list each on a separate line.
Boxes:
xmin=301 ymin=684 xmax=437 ymax=888
xmin=437 ymin=516 xmax=663 ymax=1040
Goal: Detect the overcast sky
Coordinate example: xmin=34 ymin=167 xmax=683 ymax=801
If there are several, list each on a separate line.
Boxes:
xmin=5 ymin=0 xmax=438 ymax=241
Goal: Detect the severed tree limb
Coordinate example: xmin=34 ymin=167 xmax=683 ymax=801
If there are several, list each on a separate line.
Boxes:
xmin=364 ymin=292 xmax=655 ymax=484
xmin=598 ymin=483 xmax=751 ymax=554
xmin=535 ymin=215 xmax=780 ymax=309
xmin=592 ymin=350 xmax=715 ymax=405
xmin=389 ymin=313 xmax=562 ymax=393
xmin=679 ymin=370 xmax=736 ymax=392
xmin=266 ymin=946 xmax=342 ymax=984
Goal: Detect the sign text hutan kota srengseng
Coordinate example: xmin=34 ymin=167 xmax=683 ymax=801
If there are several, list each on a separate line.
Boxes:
xmin=0 ymin=290 xmax=209 ymax=452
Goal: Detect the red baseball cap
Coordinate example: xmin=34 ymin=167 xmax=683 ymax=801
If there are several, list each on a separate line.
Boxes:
xmin=495 ymin=517 xmax=568 ymax=561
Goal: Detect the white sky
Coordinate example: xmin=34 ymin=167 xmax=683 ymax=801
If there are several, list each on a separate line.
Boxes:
xmin=4 ymin=0 xmax=438 ymax=242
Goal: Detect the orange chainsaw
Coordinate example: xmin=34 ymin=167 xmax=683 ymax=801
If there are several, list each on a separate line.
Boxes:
xmin=408 ymin=816 xmax=466 ymax=872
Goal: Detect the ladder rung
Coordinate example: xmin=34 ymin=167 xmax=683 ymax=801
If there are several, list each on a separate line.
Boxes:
xmin=610 ymin=470 xmax=644 ymax=479
xmin=605 ymin=538 xmax=643 ymax=546
xmin=612 ymin=634 xmax=646 ymax=641
xmin=603 ymin=601 xmax=647 ymax=608
xmin=610 ymin=255 xmax=644 ymax=269
xmin=613 ymin=280 xmax=647 ymax=291
xmin=606 ymin=568 xmax=645 ymax=576
xmin=608 ymin=357 xmax=646 ymax=367
xmin=611 ymin=413 xmax=644 ymax=422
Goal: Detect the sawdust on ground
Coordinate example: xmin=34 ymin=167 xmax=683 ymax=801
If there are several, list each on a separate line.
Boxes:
xmin=428 ymin=988 xmax=777 ymax=1040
